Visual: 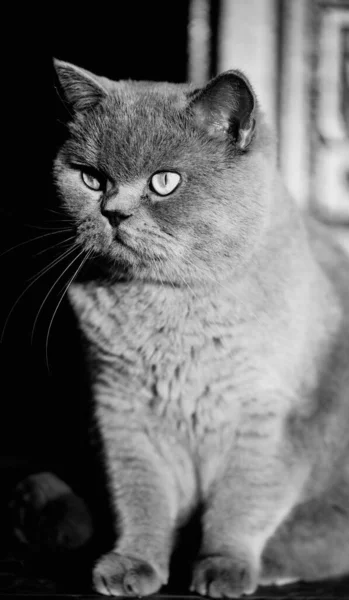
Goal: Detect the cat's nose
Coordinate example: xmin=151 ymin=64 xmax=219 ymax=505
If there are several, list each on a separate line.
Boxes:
xmin=100 ymin=181 xmax=144 ymax=227
xmin=101 ymin=207 xmax=132 ymax=228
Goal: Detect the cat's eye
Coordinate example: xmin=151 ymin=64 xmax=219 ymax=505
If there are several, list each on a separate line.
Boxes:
xmin=81 ymin=170 xmax=104 ymax=191
xmin=150 ymin=172 xmax=181 ymax=196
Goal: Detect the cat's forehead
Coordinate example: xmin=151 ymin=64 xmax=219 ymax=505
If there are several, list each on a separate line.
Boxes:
xmin=110 ymin=79 xmax=193 ymax=102
xmin=103 ymin=79 xmax=195 ymax=120
xmin=67 ymin=80 xmax=208 ymax=179
xmin=64 ymin=76 xmax=227 ymax=183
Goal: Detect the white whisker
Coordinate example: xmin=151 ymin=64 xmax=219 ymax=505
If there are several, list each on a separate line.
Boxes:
xmin=20 ymin=222 xmax=73 ymax=230
xmin=176 ymin=266 xmax=199 ymax=301
xmin=151 ymin=257 xmax=166 ymax=290
xmin=45 ymin=248 xmax=92 ymax=370
xmin=32 ymin=235 xmax=76 ymax=258
xmin=31 ymin=245 xmax=86 ymax=343
xmin=27 ymin=244 xmax=78 ymax=283
xmin=0 ymin=244 xmax=78 ymax=343
xmin=0 ymin=229 xmax=74 ymax=259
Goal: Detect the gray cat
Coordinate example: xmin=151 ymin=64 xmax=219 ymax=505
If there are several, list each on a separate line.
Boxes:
xmin=17 ymin=60 xmax=349 ymax=598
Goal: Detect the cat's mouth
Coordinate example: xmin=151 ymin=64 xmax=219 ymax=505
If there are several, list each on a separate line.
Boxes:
xmin=113 ymin=229 xmax=127 ymax=246
xmin=113 ymin=228 xmax=137 ymax=251
xmin=110 ymin=229 xmax=144 ymax=263
xmin=119 ymin=232 xmax=167 ymax=263
xmin=111 ymin=226 xmax=167 ymax=265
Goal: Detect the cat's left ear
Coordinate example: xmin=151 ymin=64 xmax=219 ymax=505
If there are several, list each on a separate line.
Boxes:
xmin=53 ymin=59 xmax=108 ymax=112
xmin=189 ymin=70 xmax=256 ymax=150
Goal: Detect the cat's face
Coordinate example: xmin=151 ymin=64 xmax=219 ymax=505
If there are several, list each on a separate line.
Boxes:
xmin=54 ymin=62 xmax=275 ymax=286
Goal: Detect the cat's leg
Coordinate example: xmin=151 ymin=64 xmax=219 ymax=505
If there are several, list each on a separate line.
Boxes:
xmin=9 ymin=472 xmax=93 ymax=551
xmin=260 ymin=483 xmax=349 ymax=585
xmin=191 ymin=413 xmax=307 ymax=598
xmin=92 ymin=420 xmax=181 ymax=597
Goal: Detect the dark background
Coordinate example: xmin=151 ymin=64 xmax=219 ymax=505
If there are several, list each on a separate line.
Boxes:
xmin=0 ymin=1 xmax=204 ymax=494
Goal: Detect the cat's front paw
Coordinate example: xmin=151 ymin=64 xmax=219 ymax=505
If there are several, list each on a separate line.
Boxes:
xmin=190 ymin=554 xmax=258 ymax=598
xmin=93 ymin=552 xmax=166 ymax=597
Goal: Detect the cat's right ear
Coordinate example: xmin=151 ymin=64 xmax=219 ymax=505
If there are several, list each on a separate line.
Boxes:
xmin=53 ymin=59 xmax=108 ymax=113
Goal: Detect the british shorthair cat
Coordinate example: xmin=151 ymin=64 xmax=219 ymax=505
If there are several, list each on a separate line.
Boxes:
xmin=14 ymin=59 xmax=349 ymax=598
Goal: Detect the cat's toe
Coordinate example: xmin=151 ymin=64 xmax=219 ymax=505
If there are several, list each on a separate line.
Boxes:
xmin=93 ymin=552 xmax=165 ymax=597
xmin=191 ymin=554 xmax=258 ymax=598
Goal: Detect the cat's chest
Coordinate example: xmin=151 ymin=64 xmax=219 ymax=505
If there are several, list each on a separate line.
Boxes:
xmin=68 ymin=282 xmax=260 ymax=430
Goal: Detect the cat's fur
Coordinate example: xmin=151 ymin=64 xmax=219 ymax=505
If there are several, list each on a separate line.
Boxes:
xmin=51 ymin=59 xmax=349 ymax=597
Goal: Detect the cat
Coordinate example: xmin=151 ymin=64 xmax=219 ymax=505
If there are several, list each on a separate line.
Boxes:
xmin=16 ymin=59 xmax=349 ymax=598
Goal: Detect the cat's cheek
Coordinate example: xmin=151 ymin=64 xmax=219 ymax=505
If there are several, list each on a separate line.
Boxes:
xmin=149 ymin=194 xmax=193 ymax=229
xmin=76 ymin=215 xmax=113 ymax=255
xmin=65 ymin=191 xmax=96 ymax=221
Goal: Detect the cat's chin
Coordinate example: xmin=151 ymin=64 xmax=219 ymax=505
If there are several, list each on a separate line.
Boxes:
xmin=102 ymin=253 xmax=172 ymax=286
xmin=86 ymin=232 xmax=175 ymax=284
xmin=108 ymin=237 xmax=140 ymax=264
xmin=102 ymin=241 xmax=157 ymax=282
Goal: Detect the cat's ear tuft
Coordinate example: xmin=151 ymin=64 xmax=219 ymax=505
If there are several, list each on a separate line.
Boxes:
xmin=189 ymin=70 xmax=256 ymax=150
xmin=53 ymin=59 xmax=108 ymax=113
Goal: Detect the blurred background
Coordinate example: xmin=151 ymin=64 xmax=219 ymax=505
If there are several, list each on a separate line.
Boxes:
xmin=0 ymin=0 xmax=348 ymax=519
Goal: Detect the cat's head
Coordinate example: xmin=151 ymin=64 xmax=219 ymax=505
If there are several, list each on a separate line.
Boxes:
xmin=53 ymin=60 xmax=275 ymax=286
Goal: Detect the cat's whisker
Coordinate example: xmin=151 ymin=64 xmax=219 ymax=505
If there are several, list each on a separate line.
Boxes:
xmin=31 ymin=244 xmax=86 ymax=343
xmin=27 ymin=244 xmax=79 ymax=283
xmin=42 ymin=207 xmax=73 ymax=220
xmin=183 ymin=254 xmax=229 ymax=293
xmin=172 ymin=247 xmax=200 ymax=298
xmin=2 ymin=209 xmax=72 ymax=230
xmin=156 ymin=256 xmax=177 ymax=292
xmin=172 ymin=261 xmax=198 ymax=299
xmin=32 ymin=235 xmax=76 ymax=258
xmin=0 ymin=229 xmax=74 ymax=259
xmin=45 ymin=248 xmax=92 ymax=370
xmin=21 ymin=219 xmax=74 ymax=229
xmin=181 ymin=273 xmax=199 ymax=301
xmin=0 ymin=245 xmax=78 ymax=343
xmin=55 ymin=117 xmax=70 ymax=127
xmin=151 ymin=257 xmax=166 ymax=290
